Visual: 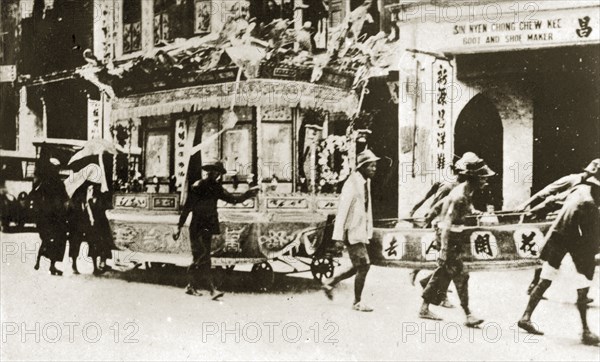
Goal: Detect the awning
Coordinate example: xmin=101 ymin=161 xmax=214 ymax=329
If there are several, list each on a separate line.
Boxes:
xmin=111 ymin=79 xmax=360 ymax=120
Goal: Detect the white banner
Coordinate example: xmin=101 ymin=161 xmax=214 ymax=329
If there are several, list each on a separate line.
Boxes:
xmin=0 ymin=65 xmax=16 ymax=82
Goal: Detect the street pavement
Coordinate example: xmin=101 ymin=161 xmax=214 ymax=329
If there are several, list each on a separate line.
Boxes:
xmin=1 ymin=231 xmax=599 ymax=361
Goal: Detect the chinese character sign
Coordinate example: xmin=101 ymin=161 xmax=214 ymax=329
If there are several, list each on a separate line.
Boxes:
xmin=470 ymin=231 xmax=499 ymax=260
xmin=513 ymin=228 xmax=546 ymax=258
xmin=382 ymin=233 xmax=406 ymax=260
xmin=421 ymin=233 xmax=440 ymax=261
xmin=576 ymin=16 xmax=593 ymax=38
xmin=174 ymin=119 xmax=188 ymax=192
xmin=87 ymin=99 xmax=101 ymax=139
xmin=115 ymin=195 xmax=149 ymax=209
xmin=432 ymin=61 xmax=453 ymax=170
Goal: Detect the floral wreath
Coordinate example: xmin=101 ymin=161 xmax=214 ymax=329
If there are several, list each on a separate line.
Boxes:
xmin=317 ymin=135 xmax=351 ymax=188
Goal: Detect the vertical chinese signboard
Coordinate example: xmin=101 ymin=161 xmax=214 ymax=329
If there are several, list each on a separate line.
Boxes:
xmin=174 ymin=119 xmax=188 ymax=193
xmin=431 ymin=60 xmax=453 ymax=172
xmin=88 ymin=99 xmax=101 ymax=139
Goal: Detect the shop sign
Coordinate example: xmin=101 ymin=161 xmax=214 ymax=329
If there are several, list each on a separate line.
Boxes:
xmin=420 ymin=6 xmax=600 ymax=53
xmin=431 ymin=60 xmax=453 ymax=170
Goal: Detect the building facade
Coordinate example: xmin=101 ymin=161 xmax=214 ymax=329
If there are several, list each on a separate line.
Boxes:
xmin=0 ymin=0 xmax=26 ymax=196
xmin=1 ymin=0 xmax=98 ymax=196
xmin=6 ymin=0 xmax=399 ymax=223
xmin=389 ymin=0 xmax=600 ymax=214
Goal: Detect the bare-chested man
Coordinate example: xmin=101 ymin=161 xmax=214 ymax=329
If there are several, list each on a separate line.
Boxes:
xmin=419 ymin=155 xmax=495 ymax=327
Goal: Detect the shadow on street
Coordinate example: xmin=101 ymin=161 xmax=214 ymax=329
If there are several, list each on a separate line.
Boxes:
xmin=94 ymin=262 xmax=323 ymax=295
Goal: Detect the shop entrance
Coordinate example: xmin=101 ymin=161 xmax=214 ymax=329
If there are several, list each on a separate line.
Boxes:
xmin=533 ymin=57 xmax=600 ymax=192
xmin=454 ymin=94 xmax=503 ymax=209
xmin=364 ymin=77 xmax=399 ymax=220
xmin=455 ymin=45 xmax=600 ymax=197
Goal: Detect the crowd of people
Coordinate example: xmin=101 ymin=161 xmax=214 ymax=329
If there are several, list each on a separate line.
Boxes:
xmin=30 ymin=157 xmax=117 ymax=276
xmin=16 ymin=147 xmax=599 ymax=347
xmin=322 ymin=151 xmax=599 ymax=347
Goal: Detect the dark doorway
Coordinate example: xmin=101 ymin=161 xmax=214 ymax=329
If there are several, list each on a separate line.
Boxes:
xmin=363 ymin=77 xmax=399 ymax=220
xmin=454 ymin=94 xmax=503 ymax=209
xmin=533 ymin=68 xmax=600 ymax=192
xmin=44 ymin=79 xmax=96 ymax=141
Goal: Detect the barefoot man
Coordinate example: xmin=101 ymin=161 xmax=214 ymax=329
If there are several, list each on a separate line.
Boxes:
xmin=419 ymin=155 xmax=495 ymax=327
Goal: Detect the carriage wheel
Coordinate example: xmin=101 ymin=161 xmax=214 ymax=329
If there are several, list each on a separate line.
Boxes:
xmin=251 ymin=262 xmax=274 ymax=291
xmin=311 ymin=257 xmax=334 ymax=282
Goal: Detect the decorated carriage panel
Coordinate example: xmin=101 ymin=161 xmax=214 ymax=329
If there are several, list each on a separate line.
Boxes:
xmin=370 ymin=221 xmax=553 ymax=268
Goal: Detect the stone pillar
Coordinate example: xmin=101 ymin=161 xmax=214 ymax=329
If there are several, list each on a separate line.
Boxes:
xmin=141 ymin=0 xmax=153 ymax=51
xmin=492 ymin=85 xmax=534 ymax=210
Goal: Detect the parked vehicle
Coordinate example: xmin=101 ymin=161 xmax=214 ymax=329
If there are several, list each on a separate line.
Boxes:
xmin=0 ymin=190 xmax=37 ymax=232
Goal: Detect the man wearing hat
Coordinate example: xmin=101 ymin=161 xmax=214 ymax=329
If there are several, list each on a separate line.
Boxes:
xmin=174 ymin=161 xmax=258 ymax=299
xmin=412 ymin=152 xmax=485 ymax=307
xmin=419 ymin=155 xmax=495 ymax=326
xmin=518 ymin=158 xmax=599 ymax=298
xmin=322 ymin=149 xmax=379 ymax=312
xmin=517 ymin=174 xmax=600 ymax=346
xmin=408 ymin=153 xmax=474 ymax=222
